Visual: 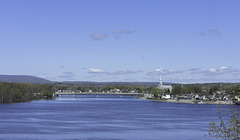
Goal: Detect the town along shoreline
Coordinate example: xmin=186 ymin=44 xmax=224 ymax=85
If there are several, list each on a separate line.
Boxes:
xmin=141 ymin=97 xmax=234 ymax=105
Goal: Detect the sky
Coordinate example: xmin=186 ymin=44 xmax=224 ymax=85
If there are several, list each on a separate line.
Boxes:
xmin=0 ymin=0 xmax=240 ymax=83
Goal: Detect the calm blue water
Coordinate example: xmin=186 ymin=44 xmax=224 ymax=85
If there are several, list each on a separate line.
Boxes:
xmin=0 ymin=96 xmax=220 ymax=140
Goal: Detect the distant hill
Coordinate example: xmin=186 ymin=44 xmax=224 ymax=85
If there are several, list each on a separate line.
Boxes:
xmin=0 ymin=75 xmax=51 ymax=84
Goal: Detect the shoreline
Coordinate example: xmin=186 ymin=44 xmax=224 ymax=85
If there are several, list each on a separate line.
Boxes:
xmin=141 ymin=98 xmax=233 ymax=105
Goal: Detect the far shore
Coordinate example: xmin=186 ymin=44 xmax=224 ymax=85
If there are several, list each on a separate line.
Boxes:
xmin=141 ymin=98 xmax=234 ymax=105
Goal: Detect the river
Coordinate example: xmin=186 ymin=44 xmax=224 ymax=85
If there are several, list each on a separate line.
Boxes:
xmin=0 ymin=95 xmax=220 ymax=140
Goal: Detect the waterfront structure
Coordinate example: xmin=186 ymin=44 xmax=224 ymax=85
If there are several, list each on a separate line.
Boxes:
xmin=162 ymin=94 xmax=171 ymax=99
xmin=157 ymin=75 xmax=172 ymax=93
xmin=144 ymin=93 xmax=154 ymax=99
xmin=54 ymin=91 xmax=143 ymax=97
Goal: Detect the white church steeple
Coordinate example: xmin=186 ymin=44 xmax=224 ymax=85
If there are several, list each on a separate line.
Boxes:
xmin=159 ymin=74 xmax=162 ymax=87
xmin=157 ymin=75 xmax=172 ymax=93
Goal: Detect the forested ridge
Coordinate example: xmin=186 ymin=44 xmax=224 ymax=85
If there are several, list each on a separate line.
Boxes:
xmin=0 ymin=82 xmax=54 ymax=103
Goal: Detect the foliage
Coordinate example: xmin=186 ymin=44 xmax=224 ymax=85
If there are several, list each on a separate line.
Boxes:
xmin=209 ymin=105 xmax=240 ymax=140
xmin=233 ymin=85 xmax=240 ymax=98
xmin=209 ymin=86 xmax=221 ymax=95
xmin=172 ymin=84 xmax=202 ymax=95
xmin=43 ymin=90 xmax=52 ymax=98
xmin=172 ymin=85 xmax=185 ymax=95
xmin=0 ymin=82 xmax=54 ymax=103
xmin=151 ymin=88 xmax=163 ymax=98
xmin=185 ymin=85 xmax=202 ymax=94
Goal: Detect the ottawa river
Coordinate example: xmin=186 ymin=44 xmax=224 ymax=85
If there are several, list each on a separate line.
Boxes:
xmin=0 ymin=95 xmax=221 ymax=140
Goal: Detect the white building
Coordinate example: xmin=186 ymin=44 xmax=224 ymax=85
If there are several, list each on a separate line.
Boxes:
xmin=157 ymin=75 xmax=172 ymax=93
xmin=144 ymin=93 xmax=154 ymax=99
xmin=162 ymin=94 xmax=171 ymax=99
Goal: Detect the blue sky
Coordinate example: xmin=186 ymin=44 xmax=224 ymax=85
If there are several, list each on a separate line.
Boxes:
xmin=0 ymin=0 xmax=240 ymax=83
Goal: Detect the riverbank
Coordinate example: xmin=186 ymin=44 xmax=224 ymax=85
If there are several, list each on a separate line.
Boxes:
xmin=141 ymin=98 xmax=233 ymax=104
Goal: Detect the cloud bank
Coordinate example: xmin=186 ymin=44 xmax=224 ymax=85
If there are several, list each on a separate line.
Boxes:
xmin=188 ymin=66 xmax=239 ymax=76
xmin=89 ymin=68 xmax=105 ymax=73
xmin=147 ymin=68 xmax=183 ymax=77
xmin=144 ymin=66 xmax=240 ymax=83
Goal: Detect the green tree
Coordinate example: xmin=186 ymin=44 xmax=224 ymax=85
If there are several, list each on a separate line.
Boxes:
xmin=209 ymin=105 xmax=240 ymax=140
xmin=172 ymin=85 xmax=184 ymax=95
xmin=43 ymin=89 xmax=52 ymax=98
xmin=235 ymin=85 xmax=240 ymax=98
xmin=151 ymin=88 xmax=163 ymax=98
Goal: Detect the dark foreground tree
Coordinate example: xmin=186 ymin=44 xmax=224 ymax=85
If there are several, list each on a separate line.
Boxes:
xmin=209 ymin=104 xmax=240 ymax=140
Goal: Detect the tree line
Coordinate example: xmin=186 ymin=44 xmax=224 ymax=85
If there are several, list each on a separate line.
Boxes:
xmin=0 ymin=82 xmax=156 ymax=103
xmin=172 ymin=84 xmax=240 ymax=96
xmin=0 ymin=82 xmax=54 ymax=103
xmin=1 ymin=81 xmax=240 ymax=104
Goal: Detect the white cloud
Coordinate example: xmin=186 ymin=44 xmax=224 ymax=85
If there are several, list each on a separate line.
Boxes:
xmin=146 ymin=68 xmax=183 ymax=78
xmin=207 ymin=66 xmax=238 ymax=75
xmin=155 ymin=68 xmax=182 ymax=75
xmin=111 ymin=70 xmax=142 ymax=75
xmin=219 ymin=66 xmax=227 ymax=70
xmin=88 ymin=68 xmax=141 ymax=75
xmin=156 ymin=68 xmax=164 ymax=73
xmin=145 ymin=66 xmax=240 ymax=83
xmin=91 ymin=32 xmax=107 ymax=40
xmin=209 ymin=68 xmax=216 ymax=73
xmin=89 ymin=68 xmax=105 ymax=73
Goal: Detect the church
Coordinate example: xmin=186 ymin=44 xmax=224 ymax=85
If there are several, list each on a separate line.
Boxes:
xmin=157 ymin=75 xmax=172 ymax=93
